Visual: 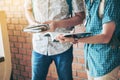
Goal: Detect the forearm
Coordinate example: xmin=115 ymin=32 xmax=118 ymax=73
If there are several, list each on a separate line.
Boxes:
xmin=77 ymin=21 xmax=115 ymax=44
xmin=78 ymin=34 xmax=112 ymax=44
xmin=56 ymin=12 xmax=85 ymax=28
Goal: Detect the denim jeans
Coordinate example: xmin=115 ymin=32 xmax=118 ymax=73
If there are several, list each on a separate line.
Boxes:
xmin=32 ymin=46 xmax=73 ymax=80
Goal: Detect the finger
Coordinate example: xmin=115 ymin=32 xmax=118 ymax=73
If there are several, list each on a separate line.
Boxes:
xmin=55 ymin=35 xmax=65 ymax=43
xmin=55 ymin=35 xmax=63 ymax=41
xmin=43 ymin=20 xmax=52 ymax=24
xmin=59 ymin=39 xmax=65 ymax=43
xmin=55 ymin=36 xmax=60 ymax=40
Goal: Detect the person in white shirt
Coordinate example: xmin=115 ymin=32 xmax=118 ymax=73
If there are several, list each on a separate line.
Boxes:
xmin=24 ymin=0 xmax=85 ymax=80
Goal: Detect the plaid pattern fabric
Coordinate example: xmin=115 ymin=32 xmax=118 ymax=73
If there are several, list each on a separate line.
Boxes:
xmin=84 ymin=0 xmax=120 ymax=77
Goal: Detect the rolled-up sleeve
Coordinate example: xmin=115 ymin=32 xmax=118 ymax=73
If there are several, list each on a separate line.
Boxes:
xmin=72 ymin=0 xmax=85 ymax=13
xmin=24 ymin=0 xmax=32 ymax=9
xmin=102 ymin=0 xmax=117 ymax=24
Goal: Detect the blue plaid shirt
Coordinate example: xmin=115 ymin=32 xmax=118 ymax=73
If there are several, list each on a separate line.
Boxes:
xmin=84 ymin=0 xmax=120 ymax=77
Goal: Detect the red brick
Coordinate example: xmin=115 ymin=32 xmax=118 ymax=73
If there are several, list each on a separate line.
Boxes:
xmin=23 ymin=43 xmax=32 ymax=49
xmin=26 ymin=50 xmax=32 ymax=56
xmin=19 ymin=18 xmax=28 ymax=25
xmin=12 ymin=58 xmax=19 ymax=64
xmin=73 ymin=78 xmax=81 ymax=80
xmin=15 ymin=42 xmax=22 ymax=48
xmin=8 ymin=30 xmax=14 ymax=36
xmin=16 ymin=65 xmax=25 ymax=71
xmin=77 ymin=71 xmax=87 ymax=79
xmin=23 ymin=55 xmax=31 ymax=61
xmin=11 ymin=53 xmax=15 ymax=59
xmin=73 ymin=56 xmax=78 ymax=63
xmin=7 ymin=24 xmax=15 ymax=30
xmin=9 ymin=36 xmax=18 ymax=42
xmin=14 ymin=13 xmax=22 ymax=18
xmin=13 ymin=74 xmax=18 ymax=80
xmin=21 ymin=71 xmax=29 ymax=77
xmin=17 ymin=76 xmax=25 ymax=80
xmin=74 ymin=50 xmax=84 ymax=56
xmin=72 ymin=63 xmax=83 ymax=71
xmin=19 ymin=48 xmax=27 ymax=54
xmin=118 ymin=71 xmax=120 ymax=77
xmin=11 ymin=18 xmax=19 ymax=24
xmin=18 ymin=37 xmax=26 ymax=42
xmin=14 ymin=30 xmax=21 ymax=36
xmin=26 ymin=37 xmax=32 ymax=43
xmin=46 ymin=77 xmax=57 ymax=80
xmin=20 ymin=60 xmax=27 ymax=65
xmin=7 ymin=18 xmax=11 ymax=24
xmin=72 ymin=71 xmax=77 ymax=76
xmin=10 ymin=42 xmax=15 ymax=47
xmin=21 ymin=31 xmax=32 ymax=37
xmin=13 ymin=70 xmax=20 ymax=75
xmin=11 ymin=47 xmax=19 ymax=53
xmin=49 ymin=63 xmax=56 ymax=72
xmin=78 ymin=57 xmax=85 ymax=64
xmin=15 ymin=24 xmax=24 ymax=30
xmin=15 ymin=54 xmax=23 ymax=60
xmin=25 ymin=66 xmax=31 ymax=72
xmin=12 ymin=64 xmax=16 ymax=69
xmin=51 ymin=72 xmax=58 ymax=79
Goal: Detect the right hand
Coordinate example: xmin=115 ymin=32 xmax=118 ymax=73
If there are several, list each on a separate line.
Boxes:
xmin=55 ymin=34 xmax=74 ymax=43
xmin=43 ymin=20 xmax=58 ymax=32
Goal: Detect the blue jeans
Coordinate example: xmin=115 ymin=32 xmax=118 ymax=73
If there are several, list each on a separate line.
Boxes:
xmin=32 ymin=46 xmax=73 ymax=80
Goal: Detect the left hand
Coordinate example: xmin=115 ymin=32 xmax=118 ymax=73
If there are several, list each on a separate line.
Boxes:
xmin=56 ymin=34 xmax=74 ymax=43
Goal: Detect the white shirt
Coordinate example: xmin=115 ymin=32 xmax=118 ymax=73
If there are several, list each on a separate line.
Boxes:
xmin=24 ymin=0 xmax=84 ymax=56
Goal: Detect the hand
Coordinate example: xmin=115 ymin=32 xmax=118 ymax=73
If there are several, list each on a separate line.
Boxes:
xmin=43 ymin=20 xmax=58 ymax=32
xmin=56 ymin=34 xmax=74 ymax=43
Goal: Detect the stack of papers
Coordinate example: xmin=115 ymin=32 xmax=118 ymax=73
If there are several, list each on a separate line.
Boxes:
xmin=23 ymin=24 xmax=49 ymax=33
xmin=44 ymin=32 xmax=92 ymax=42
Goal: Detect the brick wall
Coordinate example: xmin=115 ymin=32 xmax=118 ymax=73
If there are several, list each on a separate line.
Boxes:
xmin=0 ymin=0 xmax=87 ymax=80
xmin=0 ymin=0 xmax=32 ymax=80
xmin=0 ymin=0 xmax=119 ymax=80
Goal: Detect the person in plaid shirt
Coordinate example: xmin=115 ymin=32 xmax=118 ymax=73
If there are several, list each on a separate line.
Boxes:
xmin=56 ymin=0 xmax=120 ymax=80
